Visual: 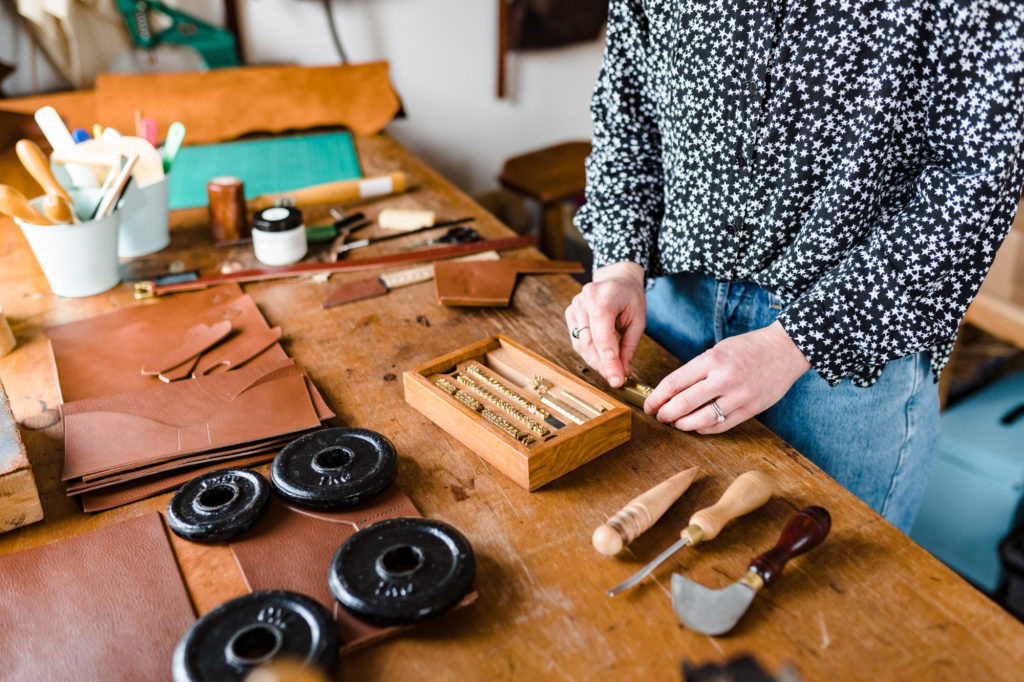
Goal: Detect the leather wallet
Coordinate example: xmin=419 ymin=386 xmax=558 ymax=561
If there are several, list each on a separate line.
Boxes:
xmin=62 ymin=361 xmax=324 ymax=483
xmin=434 ymin=258 xmax=584 ymax=306
xmin=0 ymin=513 xmax=195 ymax=681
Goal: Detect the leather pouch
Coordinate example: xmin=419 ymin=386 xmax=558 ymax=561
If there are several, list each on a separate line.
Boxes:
xmin=230 ymin=485 xmax=477 ymax=654
xmin=62 ymin=361 xmax=323 ymax=482
xmin=434 ymin=258 xmax=583 ymax=306
xmin=0 ymin=513 xmax=195 ymax=682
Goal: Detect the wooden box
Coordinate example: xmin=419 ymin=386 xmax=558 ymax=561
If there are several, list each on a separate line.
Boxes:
xmin=403 ymin=335 xmax=630 ymax=490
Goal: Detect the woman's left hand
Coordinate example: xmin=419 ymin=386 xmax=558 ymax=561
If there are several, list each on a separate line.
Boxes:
xmin=643 ymin=321 xmax=812 ymax=434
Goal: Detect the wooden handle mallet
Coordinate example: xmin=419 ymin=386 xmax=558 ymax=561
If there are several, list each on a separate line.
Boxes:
xmin=607 ymin=470 xmax=775 ymax=596
xmin=593 ymin=466 xmax=701 ymax=556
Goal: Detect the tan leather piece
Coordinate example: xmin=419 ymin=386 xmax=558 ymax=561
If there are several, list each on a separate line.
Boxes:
xmin=66 ymin=434 xmax=298 ymax=491
xmin=47 ymin=285 xmax=285 ymax=403
xmin=142 ymin=320 xmax=233 ymax=376
xmin=231 ymin=486 xmax=424 ymax=651
xmin=93 ymin=62 xmax=402 ymax=143
xmin=62 ymin=361 xmax=323 ymax=482
xmin=80 ymin=452 xmax=277 ymax=512
xmin=434 ymin=258 xmax=584 ymax=306
xmin=0 ymin=513 xmax=195 ymax=682
xmin=195 ymin=326 xmax=284 ymax=376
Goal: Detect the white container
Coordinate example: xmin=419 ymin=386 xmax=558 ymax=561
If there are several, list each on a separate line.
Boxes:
xmin=14 ymin=192 xmax=121 ymax=298
xmin=116 ymin=174 xmax=170 ymax=257
xmin=252 ymin=207 xmax=307 ymax=266
xmin=53 ymin=162 xmax=170 ymax=258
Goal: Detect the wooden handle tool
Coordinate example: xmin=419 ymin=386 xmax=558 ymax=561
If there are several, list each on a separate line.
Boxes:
xmin=15 ymin=139 xmax=72 ymax=203
xmin=593 ymin=466 xmax=700 ymax=556
xmin=606 ymin=470 xmax=775 ymax=596
xmin=246 ymin=172 xmax=408 ymax=212
xmin=41 ymin=195 xmax=78 ymax=224
xmin=0 ymin=185 xmax=54 ymax=225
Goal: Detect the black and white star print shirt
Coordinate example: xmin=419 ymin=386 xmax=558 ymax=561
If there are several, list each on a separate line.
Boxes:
xmin=575 ymin=0 xmax=1024 ymax=387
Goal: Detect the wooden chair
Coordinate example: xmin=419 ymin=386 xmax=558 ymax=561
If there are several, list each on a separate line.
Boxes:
xmin=499 ymin=141 xmax=591 ymax=259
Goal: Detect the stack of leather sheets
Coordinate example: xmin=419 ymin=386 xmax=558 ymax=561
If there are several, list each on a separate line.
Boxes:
xmin=46 ymin=285 xmax=333 ymax=511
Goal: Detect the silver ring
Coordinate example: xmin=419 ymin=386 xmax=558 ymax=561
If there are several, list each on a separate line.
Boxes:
xmin=571 ymin=326 xmax=589 ymax=340
xmin=710 ymin=400 xmax=726 ymax=423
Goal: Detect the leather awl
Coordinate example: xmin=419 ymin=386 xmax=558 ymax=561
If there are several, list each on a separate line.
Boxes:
xmin=607 ymin=470 xmax=775 ymax=596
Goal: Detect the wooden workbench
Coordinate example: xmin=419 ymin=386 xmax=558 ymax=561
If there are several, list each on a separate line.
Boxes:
xmin=2 ymin=119 xmax=1024 ymax=682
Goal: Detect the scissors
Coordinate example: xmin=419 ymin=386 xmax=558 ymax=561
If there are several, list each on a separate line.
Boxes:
xmin=401 ymin=226 xmax=481 ymax=250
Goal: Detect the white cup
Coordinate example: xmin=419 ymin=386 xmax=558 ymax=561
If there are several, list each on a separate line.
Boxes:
xmin=116 ymin=174 xmax=170 ymax=257
xmin=14 ymin=193 xmax=121 ymax=298
xmin=52 ymin=162 xmax=170 ymax=258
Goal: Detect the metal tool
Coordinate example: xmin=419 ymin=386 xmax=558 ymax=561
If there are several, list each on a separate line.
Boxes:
xmin=335 ymin=218 xmax=473 ymax=255
xmin=607 ymin=470 xmax=775 ymax=596
xmin=116 ymin=0 xmax=239 ymax=70
xmin=671 ymin=505 xmax=831 ymax=635
xmin=593 ymin=466 xmax=700 ymax=556
xmin=400 ymin=226 xmax=481 ymax=250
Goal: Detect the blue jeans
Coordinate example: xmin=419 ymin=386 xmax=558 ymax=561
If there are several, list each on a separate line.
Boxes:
xmin=645 ymin=272 xmax=940 ymax=533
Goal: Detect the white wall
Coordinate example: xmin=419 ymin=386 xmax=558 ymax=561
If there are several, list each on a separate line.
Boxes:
xmin=2 ymin=0 xmax=605 ymax=195
xmin=235 ymin=0 xmax=604 ymax=194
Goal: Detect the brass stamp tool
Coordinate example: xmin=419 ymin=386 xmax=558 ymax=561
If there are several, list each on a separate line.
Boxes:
xmin=607 ymin=471 xmax=775 ymax=596
xmin=560 ymin=390 xmax=604 ymax=417
xmin=593 ymin=466 xmax=701 ymax=556
xmin=435 ymin=378 xmax=534 ymax=444
xmin=456 ymin=374 xmax=549 ymax=436
xmin=465 ymin=364 xmax=551 ymax=420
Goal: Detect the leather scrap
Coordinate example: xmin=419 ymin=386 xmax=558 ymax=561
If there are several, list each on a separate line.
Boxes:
xmin=94 ymin=62 xmax=402 ymax=143
xmin=62 ymin=361 xmax=325 ymax=482
xmin=434 ymin=258 xmax=583 ymax=306
xmin=0 ymin=513 xmax=195 ymax=682
xmin=142 ymin=320 xmax=232 ymax=376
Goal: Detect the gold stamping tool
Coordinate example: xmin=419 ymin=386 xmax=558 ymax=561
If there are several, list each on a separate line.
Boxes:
xmin=435 ymin=377 xmax=534 ymax=444
xmin=455 ymin=374 xmax=549 ymax=436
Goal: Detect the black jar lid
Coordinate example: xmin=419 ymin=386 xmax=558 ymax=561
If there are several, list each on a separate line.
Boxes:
xmin=252 ymin=206 xmax=303 ymax=232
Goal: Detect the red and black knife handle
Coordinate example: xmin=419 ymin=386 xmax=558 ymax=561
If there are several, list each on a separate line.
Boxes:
xmin=749 ymin=506 xmax=831 ymax=586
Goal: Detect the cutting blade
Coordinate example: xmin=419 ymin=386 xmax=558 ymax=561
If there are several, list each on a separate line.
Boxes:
xmin=606 ymin=536 xmax=691 ymax=596
xmin=671 ymin=573 xmax=756 ymax=636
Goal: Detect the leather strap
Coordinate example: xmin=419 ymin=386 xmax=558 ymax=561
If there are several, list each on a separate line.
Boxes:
xmin=147 ymin=235 xmax=539 ymax=296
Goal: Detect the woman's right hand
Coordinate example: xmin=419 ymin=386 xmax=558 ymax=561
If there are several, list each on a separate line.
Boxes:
xmin=564 ymin=261 xmax=646 ymax=388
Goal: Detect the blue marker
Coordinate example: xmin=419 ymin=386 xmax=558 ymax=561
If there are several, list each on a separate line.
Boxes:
xmin=71 ymin=128 xmax=91 ymax=143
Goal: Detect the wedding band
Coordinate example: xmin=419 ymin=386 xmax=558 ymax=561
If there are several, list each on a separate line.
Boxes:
xmin=571 ymin=326 xmax=589 ymax=340
xmin=710 ymin=400 xmax=726 ymax=423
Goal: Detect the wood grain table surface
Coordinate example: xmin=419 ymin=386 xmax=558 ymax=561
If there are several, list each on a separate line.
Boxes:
xmin=2 ymin=100 xmax=1024 ymax=681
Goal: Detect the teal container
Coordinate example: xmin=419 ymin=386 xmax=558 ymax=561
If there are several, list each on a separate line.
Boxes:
xmin=910 ymin=372 xmax=1024 ymax=592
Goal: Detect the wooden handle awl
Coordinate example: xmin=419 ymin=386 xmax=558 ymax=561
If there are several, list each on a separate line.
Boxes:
xmin=593 ymin=466 xmax=700 ymax=555
xmin=15 ymin=139 xmax=72 ymax=202
xmin=683 ymin=470 xmax=774 ymax=545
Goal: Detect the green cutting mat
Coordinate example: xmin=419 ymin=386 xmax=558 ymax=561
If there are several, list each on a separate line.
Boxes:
xmin=168 ymin=131 xmax=362 ymax=210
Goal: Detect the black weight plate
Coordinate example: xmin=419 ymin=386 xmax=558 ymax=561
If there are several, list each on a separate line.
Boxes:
xmin=166 ymin=468 xmax=271 ymax=543
xmin=172 ymin=590 xmax=339 ymax=682
xmin=328 ymin=517 xmax=475 ymax=627
xmin=271 ymin=427 xmax=397 ymax=510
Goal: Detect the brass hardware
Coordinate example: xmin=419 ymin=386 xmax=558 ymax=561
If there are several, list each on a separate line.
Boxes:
xmin=133 ymin=282 xmax=156 ymax=299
